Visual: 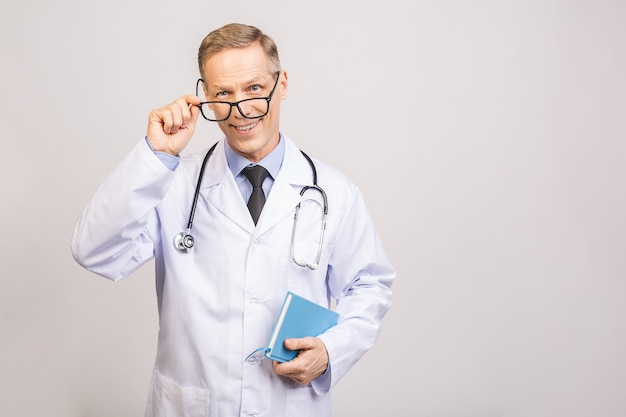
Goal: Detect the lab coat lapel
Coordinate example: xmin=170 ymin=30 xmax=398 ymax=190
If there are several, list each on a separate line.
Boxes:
xmin=197 ymin=137 xmax=314 ymax=235
xmin=255 ymin=139 xmax=312 ymax=235
xmin=199 ymin=141 xmax=255 ymax=233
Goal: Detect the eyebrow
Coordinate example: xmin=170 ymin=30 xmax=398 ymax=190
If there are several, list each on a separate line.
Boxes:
xmin=208 ymin=74 xmax=273 ymax=91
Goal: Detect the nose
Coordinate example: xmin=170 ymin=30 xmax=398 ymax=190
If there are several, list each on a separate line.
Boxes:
xmin=230 ymin=101 xmax=247 ymax=119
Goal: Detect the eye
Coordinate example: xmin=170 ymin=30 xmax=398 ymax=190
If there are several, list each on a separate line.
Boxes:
xmin=249 ymin=84 xmax=261 ymax=94
xmin=216 ymin=91 xmax=228 ymax=98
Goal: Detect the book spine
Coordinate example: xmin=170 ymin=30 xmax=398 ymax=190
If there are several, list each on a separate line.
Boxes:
xmin=267 ymin=293 xmax=293 ymax=352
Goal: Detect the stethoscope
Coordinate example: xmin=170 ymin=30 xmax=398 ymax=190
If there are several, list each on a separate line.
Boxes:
xmin=174 ymin=143 xmax=328 ymax=270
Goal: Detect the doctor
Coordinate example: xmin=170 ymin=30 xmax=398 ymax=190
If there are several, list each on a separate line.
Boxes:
xmin=71 ymin=23 xmax=394 ymax=417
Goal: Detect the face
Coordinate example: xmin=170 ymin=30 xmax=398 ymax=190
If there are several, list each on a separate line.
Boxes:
xmin=201 ymin=43 xmax=288 ymax=162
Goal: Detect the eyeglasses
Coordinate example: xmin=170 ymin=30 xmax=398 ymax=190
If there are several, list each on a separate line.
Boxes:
xmin=195 ymin=72 xmax=280 ymax=122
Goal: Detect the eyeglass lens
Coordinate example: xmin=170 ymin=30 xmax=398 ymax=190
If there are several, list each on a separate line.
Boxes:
xmin=199 ymin=99 xmax=269 ymax=122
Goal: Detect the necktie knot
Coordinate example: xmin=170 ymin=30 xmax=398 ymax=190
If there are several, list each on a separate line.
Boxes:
xmin=243 ymin=165 xmax=269 ymax=188
xmin=242 ymin=165 xmax=270 ymax=225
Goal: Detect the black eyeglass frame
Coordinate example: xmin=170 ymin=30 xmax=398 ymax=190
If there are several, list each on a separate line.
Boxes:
xmin=195 ymin=72 xmax=281 ymax=122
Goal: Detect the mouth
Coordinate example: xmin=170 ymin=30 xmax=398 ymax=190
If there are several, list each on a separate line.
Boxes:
xmin=232 ymin=120 xmax=260 ymax=132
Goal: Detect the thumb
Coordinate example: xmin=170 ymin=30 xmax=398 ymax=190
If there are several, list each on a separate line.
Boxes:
xmin=284 ymin=337 xmax=312 ymax=350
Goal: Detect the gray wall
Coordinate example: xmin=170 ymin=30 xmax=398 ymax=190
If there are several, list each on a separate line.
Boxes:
xmin=1 ymin=1 xmax=625 ymax=416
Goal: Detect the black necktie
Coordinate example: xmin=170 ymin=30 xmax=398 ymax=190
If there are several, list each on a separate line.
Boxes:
xmin=242 ymin=165 xmax=270 ymax=224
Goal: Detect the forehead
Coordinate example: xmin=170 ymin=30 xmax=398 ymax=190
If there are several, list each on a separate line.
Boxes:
xmin=202 ymin=43 xmax=272 ymax=83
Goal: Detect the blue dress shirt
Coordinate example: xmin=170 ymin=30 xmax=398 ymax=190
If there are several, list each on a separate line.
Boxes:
xmin=146 ymin=135 xmax=285 ymax=202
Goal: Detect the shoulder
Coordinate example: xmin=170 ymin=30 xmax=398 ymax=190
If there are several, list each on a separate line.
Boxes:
xmin=177 ymin=141 xmax=223 ymax=174
xmin=308 ymin=156 xmax=354 ymax=191
xmin=283 ymin=136 xmax=362 ymax=208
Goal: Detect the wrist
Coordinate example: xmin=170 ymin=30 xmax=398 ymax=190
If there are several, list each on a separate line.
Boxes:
xmin=144 ymin=137 xmax=180 ymax=171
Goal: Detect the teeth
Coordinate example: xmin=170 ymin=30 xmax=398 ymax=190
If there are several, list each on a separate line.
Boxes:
xmin=237 ymin=121 xmax=258 ymax=131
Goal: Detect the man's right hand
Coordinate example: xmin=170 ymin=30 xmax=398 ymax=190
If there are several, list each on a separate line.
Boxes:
xmin=146 ymin=95 xmax=202 ymax=156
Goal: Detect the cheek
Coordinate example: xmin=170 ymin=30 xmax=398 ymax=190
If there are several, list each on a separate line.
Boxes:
xmin=217 ymin=122 xmax=229 ymax=135
xmin=269 ymin=101 xmax=282 ymax=116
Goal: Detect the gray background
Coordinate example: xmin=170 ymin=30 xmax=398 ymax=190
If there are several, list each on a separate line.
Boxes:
xmin=1 ymin=1 xmax=625 ymax=416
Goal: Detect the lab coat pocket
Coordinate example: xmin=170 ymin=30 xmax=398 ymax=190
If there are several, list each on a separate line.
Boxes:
xmin=286 ymin=386 xmax=329 ymax=417
xmin=287 ymin=241 xmax=333 ymax=293
xmin=145 ymin=369 xmax=209 ymax=417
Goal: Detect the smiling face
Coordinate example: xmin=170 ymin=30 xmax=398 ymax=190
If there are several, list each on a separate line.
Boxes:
xmin=201 ymin=42 xmax=288 ymax=162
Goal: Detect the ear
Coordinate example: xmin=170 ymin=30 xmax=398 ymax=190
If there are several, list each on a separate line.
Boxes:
xmin=278 ymin=70 xmax=288 ymax=100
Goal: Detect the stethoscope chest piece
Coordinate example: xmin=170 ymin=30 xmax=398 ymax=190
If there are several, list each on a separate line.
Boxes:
xmin=174 ymin=231 xmax=194 ymax=253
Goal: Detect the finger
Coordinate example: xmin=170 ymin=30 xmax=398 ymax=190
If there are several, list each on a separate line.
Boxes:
xmin=188 ymin=103 xmax=200 ymax=128
xmin=272 ymin=348 xmax=311 ymax=376
xmin=273 ymin=353 xmax=323 ymax=386
xmin=182 ymin=94 xmax=203 ymax=106
xmin=158 ymin=108 xmax=174 ymax=134
xmin=180 ymin=97 xmax=200 ymax=132
xmin=273 ymin=360 xmax=300 ymax=382
xmin=177 ymin=96 xmax=201 ymax=130
xmin=169 ymin=101 xmax=186 ymax=134
xmin=284 ymin=336 xmax=314 ymax=351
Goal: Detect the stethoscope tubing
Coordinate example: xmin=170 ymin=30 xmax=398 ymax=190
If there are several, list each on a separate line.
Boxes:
xmin=186 ymin=142 xmax=218 ymax=230
xmin=174 ymin=141 xmax=327 ymax=268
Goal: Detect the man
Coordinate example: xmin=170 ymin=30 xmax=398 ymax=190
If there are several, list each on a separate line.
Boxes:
xmin=71 ymin=23 xmax=394 ymax=417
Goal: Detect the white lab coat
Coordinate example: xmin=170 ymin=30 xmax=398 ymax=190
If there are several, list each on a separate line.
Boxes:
xmin=71 ymin=135 xmax=394 ymax=417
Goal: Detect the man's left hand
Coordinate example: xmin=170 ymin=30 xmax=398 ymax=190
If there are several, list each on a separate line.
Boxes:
xmin=272 ymin=337 xmax=329 ymax=386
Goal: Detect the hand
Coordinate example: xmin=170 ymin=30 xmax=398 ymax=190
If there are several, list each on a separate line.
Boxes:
xmin=146 ymin=95 xmax=202 ymax=156
xmin=272 ymin=337 xmax=329 ymax=386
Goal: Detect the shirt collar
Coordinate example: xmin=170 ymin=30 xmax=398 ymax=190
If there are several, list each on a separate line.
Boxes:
xmin=224 ymin=134 xmax=285 ymax=180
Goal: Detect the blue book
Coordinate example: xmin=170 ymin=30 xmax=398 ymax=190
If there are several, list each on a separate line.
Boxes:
xmin=264 ymin=291 xmax=339 ymax=362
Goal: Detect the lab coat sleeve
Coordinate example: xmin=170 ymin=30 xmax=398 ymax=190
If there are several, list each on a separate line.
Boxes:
xmin=315 ymin=188 xmax=395 ymax=393
xmin=71 ymin=139 xmax=176 ymax=281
